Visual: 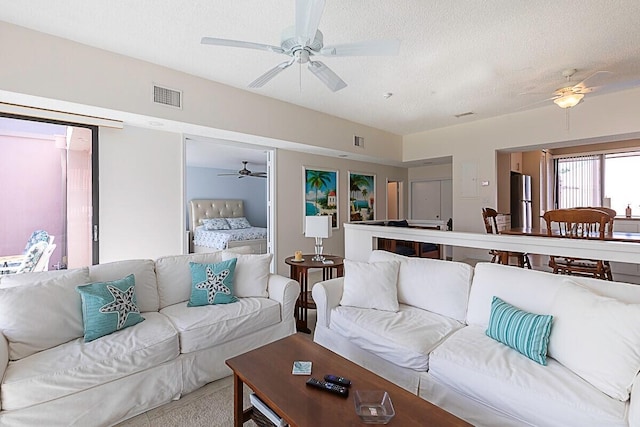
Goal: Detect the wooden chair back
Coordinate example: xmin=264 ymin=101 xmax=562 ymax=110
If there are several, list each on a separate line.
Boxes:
xmin=574 ymin=207 xmax=616 ymax=231
xmin=543 ymin=209 xmax=609 ymax=239
xmin=482 ymin=208 xmax=499 ymax=234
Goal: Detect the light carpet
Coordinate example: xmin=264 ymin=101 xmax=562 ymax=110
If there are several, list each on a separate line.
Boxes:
xmin=117 ymin=376 xmax=257 ymax=427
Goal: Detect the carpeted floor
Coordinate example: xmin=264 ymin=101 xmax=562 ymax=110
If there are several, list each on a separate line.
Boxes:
xmin=116 ymin=376 xmax=257 ymax=427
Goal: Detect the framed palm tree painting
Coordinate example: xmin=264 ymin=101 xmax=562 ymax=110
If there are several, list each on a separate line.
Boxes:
xmin=349 ymin=172 xmax=376 ymax=221
xmin=304 ymin=167 xmax=339 ymax=229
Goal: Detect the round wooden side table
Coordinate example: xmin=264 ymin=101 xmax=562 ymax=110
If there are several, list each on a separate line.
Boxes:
xmin=284 ymin=255 xmax=344 ymax=333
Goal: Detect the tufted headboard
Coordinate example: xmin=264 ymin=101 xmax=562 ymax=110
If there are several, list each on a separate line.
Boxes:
xmin=189 ymin=199 xmax=245 ymax=233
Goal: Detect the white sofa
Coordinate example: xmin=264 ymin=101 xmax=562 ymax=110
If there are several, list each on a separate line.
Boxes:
xmin=313 ymin=250 xmax=640 ymax=427
xmin=0 ymin=249 xmax=300 ymax=426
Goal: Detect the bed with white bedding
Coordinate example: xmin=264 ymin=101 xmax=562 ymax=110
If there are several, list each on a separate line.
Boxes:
xmin=189 ymin=199 xmax=267 ymax=254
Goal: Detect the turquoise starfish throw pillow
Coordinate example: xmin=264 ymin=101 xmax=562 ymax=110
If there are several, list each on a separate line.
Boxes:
xmin=188 ymin=259 xmax=238 ymax=307
xmin=76 ymin=274 xmax=145 ymax=342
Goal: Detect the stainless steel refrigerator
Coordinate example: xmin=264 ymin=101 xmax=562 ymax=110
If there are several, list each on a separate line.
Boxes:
xmin=510 ymin=173 xmax=532 ymax=228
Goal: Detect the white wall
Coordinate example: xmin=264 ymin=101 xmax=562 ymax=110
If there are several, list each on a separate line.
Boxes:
xmin=99 ymin=126 xmax=183 ymax=261
xmin=403 ymin=88 xmax=640 ymax=260
xmin=0 ymin=22 xmax=402 ymax=163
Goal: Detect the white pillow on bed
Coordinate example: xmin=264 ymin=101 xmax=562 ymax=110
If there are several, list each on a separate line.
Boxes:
xmin=226 ymin=217 xmax=252 ymax=229
xmin=221 ymin=252 xmax=273 ymax=297
xmin=201 ymin=218 xmax=230 ymax=230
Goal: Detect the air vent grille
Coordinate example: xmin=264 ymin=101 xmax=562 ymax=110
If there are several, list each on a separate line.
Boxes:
xmin=354 ymin=135 xmax=364 ymax=148
xmin=153 ymin=85 xmax=182 ymax=109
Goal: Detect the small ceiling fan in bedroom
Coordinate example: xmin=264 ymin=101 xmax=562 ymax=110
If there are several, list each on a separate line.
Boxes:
xmin=218 ymin=161 xmax=267 ymax=179
xmin=201 ymin=0 xmax=400 ymax=92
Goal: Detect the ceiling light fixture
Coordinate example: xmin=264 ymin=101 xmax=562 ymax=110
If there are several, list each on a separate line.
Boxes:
xmin=553 ymin=92 xmax=584 ymax=109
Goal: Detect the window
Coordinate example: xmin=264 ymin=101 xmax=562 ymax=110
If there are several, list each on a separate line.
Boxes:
xmin=555 ymin=155 xmax=601 ymax=209
xmin=554 ymin=151 xmax=640 ymax=216
xmin=604 ymin=152 xmax=640 ymax=216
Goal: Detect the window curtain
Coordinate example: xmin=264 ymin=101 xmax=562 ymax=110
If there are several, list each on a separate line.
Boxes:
xmin=554 ymin=155 xmax=602 ymax=209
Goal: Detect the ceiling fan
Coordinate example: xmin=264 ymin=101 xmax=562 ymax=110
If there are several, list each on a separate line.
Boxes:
xmin=218 ymin=161 xmax=267 ymax=179
xmin=201 ymin=0 xmax=400 ymax=92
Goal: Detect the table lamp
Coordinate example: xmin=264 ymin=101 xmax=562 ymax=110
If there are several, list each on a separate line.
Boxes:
xmin=305 ymin=215 xmax=332 ymax=261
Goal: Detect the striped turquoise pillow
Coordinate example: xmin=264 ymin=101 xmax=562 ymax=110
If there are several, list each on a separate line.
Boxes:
xmin=486 ymin=296 xmax=553 ymax=365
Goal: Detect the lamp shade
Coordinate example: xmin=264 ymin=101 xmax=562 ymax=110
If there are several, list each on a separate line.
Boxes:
xmin=305 ymin=215 xmax=332 ymax=238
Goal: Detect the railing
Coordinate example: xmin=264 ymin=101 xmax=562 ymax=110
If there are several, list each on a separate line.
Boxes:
xmin=344 ymin=223 xmax=640 ymax=264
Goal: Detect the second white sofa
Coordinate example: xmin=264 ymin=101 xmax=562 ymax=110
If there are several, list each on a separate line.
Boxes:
xmin=313 ymin=250 xmax=640 ymax=427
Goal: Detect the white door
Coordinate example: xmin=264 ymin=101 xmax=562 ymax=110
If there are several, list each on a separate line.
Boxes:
xmin=411 ymin=181 xmax=442 ymax=220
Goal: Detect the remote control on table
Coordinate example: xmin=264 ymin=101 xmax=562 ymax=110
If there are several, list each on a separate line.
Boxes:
xmin=306 ymin=377 xmax=349 ymax=397
xmin=324 ymin=374 xmax=351 ymax=387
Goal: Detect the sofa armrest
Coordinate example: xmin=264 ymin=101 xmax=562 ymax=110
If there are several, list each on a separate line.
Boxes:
xmin=0 ymin=332 xmax=8 ymax=411
xmin=629 ymin=373 xmax=640 ymax=426
xmin=312 ymin=277 xmax=344 ymax=328
xmin=267 ymin=274 xmax=300 ymax=322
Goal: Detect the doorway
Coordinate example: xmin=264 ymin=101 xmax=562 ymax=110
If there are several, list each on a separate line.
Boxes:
xmin=386 ymin=180 xmax=404 ymax=220
xmin=0 ymin=114 xmax=98 ymax=269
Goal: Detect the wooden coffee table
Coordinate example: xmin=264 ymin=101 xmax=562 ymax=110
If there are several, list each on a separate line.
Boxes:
xmin=226 ymin=334 xmax=471 ymax=427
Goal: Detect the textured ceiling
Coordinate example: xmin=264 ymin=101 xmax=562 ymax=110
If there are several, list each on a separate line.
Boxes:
xmin=1 ymin=1 xmax=640 ymax=136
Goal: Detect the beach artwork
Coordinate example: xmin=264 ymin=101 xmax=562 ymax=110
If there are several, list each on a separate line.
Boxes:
xmin=304 ymin=167 xmax=338 ymax=229
xmin=349 ymin=172 xmax=375 ymax=221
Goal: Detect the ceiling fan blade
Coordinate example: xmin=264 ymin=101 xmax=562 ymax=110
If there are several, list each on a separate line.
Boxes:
xmin=249 ymin=59 xmax=296 ymax=88
xmin=217 ymin=173 xmax=240 ymax=176
xmin=295 ymin=0 xmax=325 ymax=45
xmin=308 ymin=61 xmax=347 ymax=92
xmin=572 ymin=71 xmax=613 ymax=93
xmin=320 ymin=39 xmax=401 ymax=57
xmin=249 ymin=173 xmax=267 ymax=178
xmin=201 ymin=37 xmax=284 ymax=54
xmin=580 ymin=77 xmax=640 ymax=95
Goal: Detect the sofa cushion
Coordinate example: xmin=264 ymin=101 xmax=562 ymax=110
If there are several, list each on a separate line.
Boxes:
xmin=429 ymin=326 xmax=628 ymax=427
xmin=160 ymin=297 xmax=281 ymax=354
xmin=329 ymin=304 xmax=464 ymax=370
xmin=340 ymin=259 xmax=400 ymax=312
xmin=0 ymin=268 xmax=90 ymax=360
xmin=221 ymin=252 xmax=272 ymax=298
xmin=0 ymin=268 xmax=88 ymax=289
xmin=486 ymin=296 xmax=553 ymax=366
xmin=368 ymin=250 xmax=472 ymax=322
xmin=76 ymin=274 xmax=145 ymax=342
xmin=155 ymin=248 xmax=253 ymax=309
xmin=466 ymin=263 xmax=564 ymax=327
xmin=89 ymin=259 xmax=159 ymax=312
xmin=188 ymin=259 xmax=238 ymax=306
xmin=0 ymin=312 xmax=178 ymax=411
xmin=549 ymin=279 xmax=640 ymax=401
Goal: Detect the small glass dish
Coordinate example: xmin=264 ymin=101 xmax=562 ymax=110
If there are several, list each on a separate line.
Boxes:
xmin=354 ymin=390 xmax=395 ymax=424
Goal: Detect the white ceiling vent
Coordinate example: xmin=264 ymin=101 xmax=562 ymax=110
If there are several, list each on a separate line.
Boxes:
xmin=153 ymin=84 xmax=182 ymax=109
xmin=354 ymin=135 xmax=364 ymax=148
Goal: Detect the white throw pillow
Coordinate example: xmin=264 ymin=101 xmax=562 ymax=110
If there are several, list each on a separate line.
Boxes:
xmin=548 ymin=279 xmax=640 ymax=401
xmin=340 ymin=259 xmax=400 ymax=312
xmin=368 ymin=250 xmax=473 ymax=322
xmin=0 ymin=268 xmax=90 ymax=360
xmin=221 ymin=252 xmax=273 ymax=298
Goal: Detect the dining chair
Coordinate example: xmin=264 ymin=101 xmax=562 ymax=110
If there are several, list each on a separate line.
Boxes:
xmin=542 ymin=208 xmax=612 ymax=280
xmin=481 ymin=208 xmax=531 ymax=268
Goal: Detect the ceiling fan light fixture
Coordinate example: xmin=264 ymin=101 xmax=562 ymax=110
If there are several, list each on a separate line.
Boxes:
xmin=553 ymin=93 xmax=584 ymax=109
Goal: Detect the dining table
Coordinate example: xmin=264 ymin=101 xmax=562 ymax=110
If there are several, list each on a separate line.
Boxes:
xmin=499 ymin=227 xmax=640 ymax=266
xmin=501 ymin=227 xmax=640 ymax=243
